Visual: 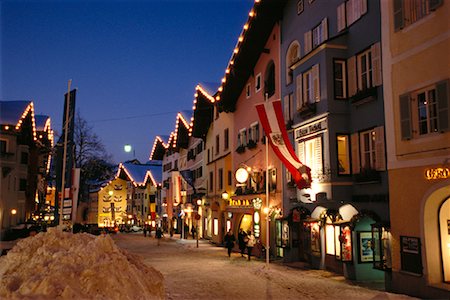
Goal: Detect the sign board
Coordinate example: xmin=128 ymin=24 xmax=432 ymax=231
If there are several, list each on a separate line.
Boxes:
xmin=295 ymin=118 xmax=327 ymax=140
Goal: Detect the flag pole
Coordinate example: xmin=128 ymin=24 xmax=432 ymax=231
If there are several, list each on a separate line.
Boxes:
xmin=59 ymin=79 xmax=72 ymax=227
xmin=265 ymin=93 xmax=270 ymax=268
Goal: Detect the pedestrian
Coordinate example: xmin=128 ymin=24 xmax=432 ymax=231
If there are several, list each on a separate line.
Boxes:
xmin=191 ymin=226 xmax=196 ymax=239
xmin=170 ymin=226 xmax=174 ymax=237
xmin=156 ymin=227 xmax=164 ymax=246
xmin=143 ymin=226 xmax=147 ymax=237
xmin=184 ymin=223 xmax=189 ymax=239
xmin=246 ymin=230 xmax=256 ymax=261
xmin=224 ymin=229 xmax=236 ymax=257
xmin=238 ymin=228 xmax=247 ymax=257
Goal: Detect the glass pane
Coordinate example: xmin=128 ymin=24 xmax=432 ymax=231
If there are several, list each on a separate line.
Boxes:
xmin=337 ymin=135 xmax=350 ymax=174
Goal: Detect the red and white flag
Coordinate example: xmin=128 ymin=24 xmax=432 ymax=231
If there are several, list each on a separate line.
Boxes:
xmin=255 ymin=100 xmax=312 ymax=189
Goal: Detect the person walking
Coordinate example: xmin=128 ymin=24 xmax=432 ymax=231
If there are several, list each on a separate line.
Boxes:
xmin=143 ymin=226 xmax=147 ymax=237
xmin=246 ymin=230 xmax=256 ymax=261
xmin=238 ymin=228 xmax=247 ymax=257
xmin=156 ymin=227 xmax=164 ymax=246
xmin=224 ymin=229 xmax=236 ymax=257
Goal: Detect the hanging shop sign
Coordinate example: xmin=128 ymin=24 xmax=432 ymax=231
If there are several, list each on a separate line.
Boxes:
xmin=425 ymin=167 xmax=450 ymax=180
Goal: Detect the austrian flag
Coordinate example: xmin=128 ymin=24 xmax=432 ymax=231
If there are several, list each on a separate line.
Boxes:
xmin=255 ymin=100 xmax=312 ymax=189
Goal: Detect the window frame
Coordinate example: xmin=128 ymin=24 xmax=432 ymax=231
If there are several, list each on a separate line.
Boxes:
xmin=333 ymin=59 xmax=347 ymax=99
xmin=360 ymin=128 xmax=377 ymax=170
xmin=357 ymin=48 xmax=373 ymax=92
xmin=255 ymin=73 xmax=262 ymax=93
xmin=224 ymin=128 xmax=229 ymax=150
xmin=336 ymin=134 xmax=351 ymax=175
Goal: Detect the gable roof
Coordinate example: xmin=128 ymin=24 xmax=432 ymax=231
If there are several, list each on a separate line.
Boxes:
xmin=117 ymin=161 xmax=162 ymax=187
xmin=0 ymin=100 xmax=37 ymax=141
xmin=148 ymin=135 xmax=170 ymax=161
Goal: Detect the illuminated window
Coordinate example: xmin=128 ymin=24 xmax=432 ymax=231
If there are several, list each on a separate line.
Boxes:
xmin=213 ymin=218 xmax=219 ymax=236
xmin=298 ymin=136 xmax=323 ymax=179
xmin=337 ymin=135 xmax=350 ymax=175
xmin=325 ymin=218 xmax=335 ymax=255
xmin=335 ymin=226 xmax=341 ymax=259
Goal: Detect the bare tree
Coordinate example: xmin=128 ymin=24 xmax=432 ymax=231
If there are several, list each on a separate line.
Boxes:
xmin=74 ymin=112 xmax=114 ymax=203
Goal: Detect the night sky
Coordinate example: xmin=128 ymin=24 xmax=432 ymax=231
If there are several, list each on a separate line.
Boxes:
xmin=1 ymin=0 xmax=253 ymax=163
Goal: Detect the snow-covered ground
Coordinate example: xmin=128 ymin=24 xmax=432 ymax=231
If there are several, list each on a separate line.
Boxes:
xmin=113 ymin=233 xmax=417 ymax=300
xmin=0 ymin=229 xmax=164 ymax=299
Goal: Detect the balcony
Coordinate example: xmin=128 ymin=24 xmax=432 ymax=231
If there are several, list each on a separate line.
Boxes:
xmin=236 ymin=145 xmax=246 ymax=154
xmin=350 ymin=86 xmax=377 ymax=105
xmin=246 ymin=139 xmax=257 ymax=149
xmin=298 ymin=102 xmax=316 ymax=118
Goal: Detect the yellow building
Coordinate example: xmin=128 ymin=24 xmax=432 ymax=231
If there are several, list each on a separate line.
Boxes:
xmin=98 ymin=178 xmax=127 ymax=227
xmin=381 ymin=0 xmax=450 ymax=298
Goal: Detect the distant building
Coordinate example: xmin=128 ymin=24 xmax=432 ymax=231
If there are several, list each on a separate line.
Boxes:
xmin=0 ymin=101 xmax=53 ymax=238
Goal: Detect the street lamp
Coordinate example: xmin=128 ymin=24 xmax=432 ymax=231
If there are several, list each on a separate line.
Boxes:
xmin=10 ymin=208 xmax=17 ymax=227
xmin=124 ymin=144 xmax=135 ymax=159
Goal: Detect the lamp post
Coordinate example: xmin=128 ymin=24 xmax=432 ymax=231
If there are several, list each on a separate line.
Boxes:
xmin=196 ymin=198 xmax=202 ymax=248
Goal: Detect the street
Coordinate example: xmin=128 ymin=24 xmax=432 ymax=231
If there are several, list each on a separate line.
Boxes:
xmin=112 ymin=233 xmax=416 ymax=300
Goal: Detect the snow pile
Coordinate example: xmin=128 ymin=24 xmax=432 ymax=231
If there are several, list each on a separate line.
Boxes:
xmin=0 ymin=228 xmax=165 ymax=299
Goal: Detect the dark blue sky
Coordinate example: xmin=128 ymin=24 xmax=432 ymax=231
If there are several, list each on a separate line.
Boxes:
xmin=1 ymin=0 xmax=253 ymax=163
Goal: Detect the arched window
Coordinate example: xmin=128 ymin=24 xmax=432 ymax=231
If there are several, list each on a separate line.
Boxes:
xmin=439 ymin=197 xmax=450 ymax=282
xmin=264 ymin=60 xmax=275 ymax=99
xmin=286 ymin=41 xmax=300 ymax=84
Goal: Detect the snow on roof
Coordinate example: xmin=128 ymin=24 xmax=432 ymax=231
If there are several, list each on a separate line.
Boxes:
xmin=35 ymin=115 xmax=50 ymax=131
xmin=0 ymin=228 xmax=164 ymax=299
xmin=198 ymin=82 xmax=220 ymax=96
xmin=0 ymin=100 xmax=32 ymax=125
xmin=118 ymin=162 xmax=162 ymax=186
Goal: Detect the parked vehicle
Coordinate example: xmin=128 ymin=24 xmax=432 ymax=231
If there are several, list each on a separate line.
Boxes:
xmin=130 ymin=225 xmax=143 ymax=232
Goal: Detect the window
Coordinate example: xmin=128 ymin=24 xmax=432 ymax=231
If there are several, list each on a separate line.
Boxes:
xmin=218 ymin=168 xmax=223 ymax=190
xmin=351 ymin=126 xmax=386 ymax=173
xmin=248 ymin=122 xmax=259 ymax=144
xmin=337 ymin=135 xmax=350 ymax=175
xmin=215 ymin=135 xmax=220 ymax=154
xmin=213 ymin=218 xmax=219 ymax=236
xmin=21 ymin=152 xmax=28 ymax=164
xmin=297 ymin=135 xmax=323 ymax=179
xmin=209 ymin=171 xmax=213 ymax=192
xmin=334 ymin=60 xmax=347 ymax=99
xmin=255 ymin=73 xmax=262 ymax=93
xmin=304 ymin=18 xmax=328 ymax=53
xmin=228 ymin=171 xmax=232 ymax=186
xmin=286 ymin=41 xmax=300 ymax=85
xmin=224 ymin=128 xmax=229 ymax=150
xmin=357 ymin=49 xmax=372 ymax=91
xmin=394 ymin=0 xmax=443 ymax=31
xmin=246 ymin=83 xmax=251 ymax=98
xmin=347 ymin=43 xmax=382 ymax=97
xmin=264 ymin=61 xmax=275 ymax=98
xmin=312 ymin=18 xmax=328 ymax=49
xmin=399 ymin=80 xmax=449 ymax=140
xmin=345 ymin=0 xmax=368 ymax=28
xmin=284 ymin=93 xmax=295 ymax=122
xmin=238 ymin=128 xmax=247 ymax=147
xmin=360 ymin=130 xmax=376 ymax=169
xmin=300 ymin=64 xmax=320 ymax=105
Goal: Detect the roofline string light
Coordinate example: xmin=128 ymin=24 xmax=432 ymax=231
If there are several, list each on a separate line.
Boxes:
xmin=189 ymin=84 xmax=217 ymax=137
xmin=15 ymin=102 xmax=38 ymax=141
xmin=217 ymin=1 xmax=260 ymax=100
xmin=172 ymin=112 xmax=191 ymax=148
xmin=149 ymin=135 xmax=170 ymax=160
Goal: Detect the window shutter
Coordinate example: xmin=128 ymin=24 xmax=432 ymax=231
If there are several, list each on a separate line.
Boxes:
xmin=371 ymin=42 xmax=382 ymax=86
xmin=399 ymin=93 xmax=412 ymax=140
xmin=312 ymin=64 xmax=320 ymax=102
xmin=351 ymin=133 xmax=360 ymax=174
xmin=322 ymin=18 xmax=328 ymax=41
xmin=374 ymin=126 xmax=386 ymax=171
xmin=361 ymin=0 xmax=367 ymax=15
xmin=393 ymin=0 xmax=404 ymax=31
xmin=296 ymin=74 xmax=303 ymax=110
xmin=314 ymin=136 xmax=323 ymax=175
xmin=436 ymin=79 xmax=450 ymax=132
xmin=347 ymin=56 xmax=357 ymax=97
xmin=290 ymin=95 xmax=295 ymax=120
xmin=304 ymin=31 xmax=312 ymax=54
xmin=346 ymin=0 xmax=354 ymax=25
xmin=337 ymin=3 xmax=346 ymax=32
xmin=298 ymin=142 xmax=305 ymax=164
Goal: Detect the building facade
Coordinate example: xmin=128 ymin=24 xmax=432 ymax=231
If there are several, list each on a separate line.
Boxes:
xmin=381 ymin=0 xmax=450 ymax=297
